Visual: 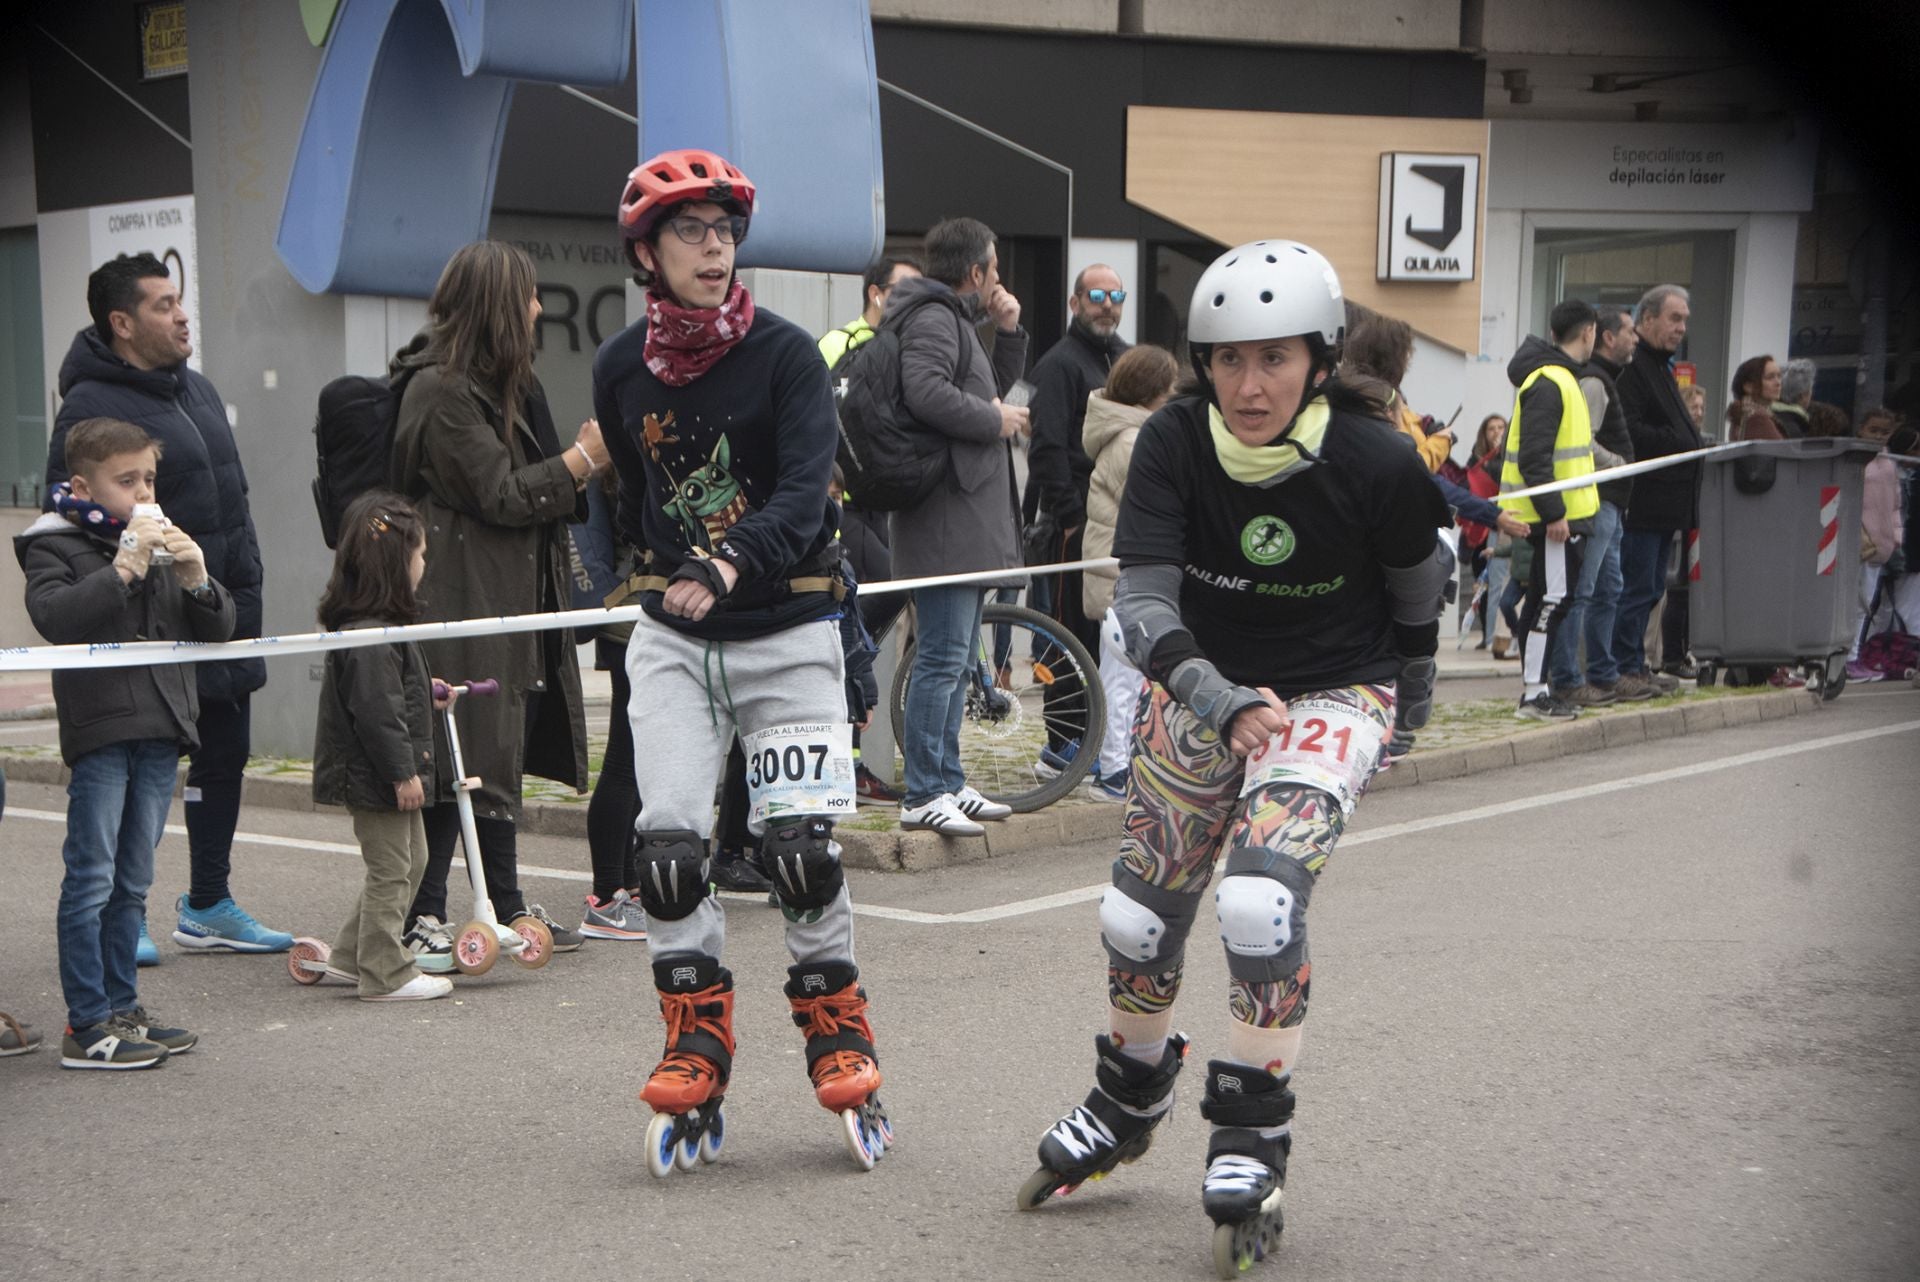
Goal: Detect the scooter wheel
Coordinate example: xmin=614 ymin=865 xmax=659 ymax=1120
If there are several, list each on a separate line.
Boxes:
xmin=453 ymin=921 xmax=498 ymax=975
xmin=287 ymin=937 xmax=330 ymax=986
xmin=509 ymin=916 xmax=553 ymax=970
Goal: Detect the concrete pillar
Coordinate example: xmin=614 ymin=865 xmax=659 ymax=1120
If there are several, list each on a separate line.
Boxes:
xmin=186 ymin=1 xmax=344 ymax=756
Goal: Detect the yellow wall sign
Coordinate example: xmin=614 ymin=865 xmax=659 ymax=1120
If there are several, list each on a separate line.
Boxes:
xmin=140 ymin=2 xmax=188 ymax=80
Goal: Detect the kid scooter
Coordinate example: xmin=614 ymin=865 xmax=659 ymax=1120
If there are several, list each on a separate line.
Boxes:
xmin=289 ymin=678 xmax=552 ymax=984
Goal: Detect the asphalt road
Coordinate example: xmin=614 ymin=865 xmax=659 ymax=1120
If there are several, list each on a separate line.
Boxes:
xmin=3 ymin=687 xmax=1916 ymax=1281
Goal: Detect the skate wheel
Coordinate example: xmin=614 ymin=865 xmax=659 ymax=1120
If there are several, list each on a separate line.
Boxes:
xmin=453 ymin=921 xmax=498 ymax=975
xmin=674 ymin=1127 xmax=701 ymax=1172
xmin=644 ymin=1112 xmax=677 ymax=1180
xmin=699 ymin=1109 xmax=725 ymax=1164
xmin=1016 ymin=1166 xmax=1064 ymax=1211
xmin=508 ymin=916 xmax=552 ymax=969
xmin=287 ymin=937 xmax=329 ymax=986
xmin=840 ymin=1107 xmax=878 ymax=1171
xmin=870 ymin=1099 xmax=894 ymax=1152
xmin=1211 ymin=1212 xmax=1284 ymax=1280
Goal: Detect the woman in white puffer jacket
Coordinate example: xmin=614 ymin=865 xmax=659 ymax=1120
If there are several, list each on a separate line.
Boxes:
xmin=1079 ymin=345 xmax=1178 ymax=795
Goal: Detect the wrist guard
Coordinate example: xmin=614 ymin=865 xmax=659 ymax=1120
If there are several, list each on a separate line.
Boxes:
xmin=667 ymin=556 xmax=731 ymax=601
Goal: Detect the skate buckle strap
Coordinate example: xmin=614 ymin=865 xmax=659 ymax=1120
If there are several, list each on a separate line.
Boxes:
xmin=658 ymin=987 xmax=737 ymax=1064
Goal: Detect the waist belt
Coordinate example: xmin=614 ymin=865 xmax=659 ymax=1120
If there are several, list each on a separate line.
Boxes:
xmin=607 ymin=549 xmax=847 ymax=608
xmin=609 ymin=572 xmax=843 ymax=602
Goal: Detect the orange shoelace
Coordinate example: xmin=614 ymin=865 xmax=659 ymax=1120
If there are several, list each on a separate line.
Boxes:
xmin=654 ymin=987 xmax=735 ymax=1082
xmin=791 ymin=990 xmax=874 ymax=1084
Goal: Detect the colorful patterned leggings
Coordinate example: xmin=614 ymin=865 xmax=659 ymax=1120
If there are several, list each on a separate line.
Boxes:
xmin=1107 ymin=683 xmax=1394 ymax=1033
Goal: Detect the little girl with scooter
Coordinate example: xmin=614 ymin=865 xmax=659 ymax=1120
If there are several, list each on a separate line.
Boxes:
xmin=301 ymin=490 xmax=453 ymax=1001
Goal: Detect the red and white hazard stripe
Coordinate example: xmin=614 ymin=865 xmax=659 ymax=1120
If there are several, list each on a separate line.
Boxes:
xmin=1816 ymin=486 xmax=1840 ymax=576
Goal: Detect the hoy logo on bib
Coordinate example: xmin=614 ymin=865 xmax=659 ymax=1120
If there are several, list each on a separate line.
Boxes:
xmin=1240 ymin=516 xmax=1296 ymax=567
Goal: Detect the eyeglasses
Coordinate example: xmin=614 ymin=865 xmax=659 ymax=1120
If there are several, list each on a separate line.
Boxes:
xmin=662 ymin=214 xmax=749 ymax=246
xmin=1082 ymin=288 xmax=1126 ymax=305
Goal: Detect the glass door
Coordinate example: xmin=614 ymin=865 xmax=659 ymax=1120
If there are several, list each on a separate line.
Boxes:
xmin=1533 ymin=228 xmax=1735 ymax=436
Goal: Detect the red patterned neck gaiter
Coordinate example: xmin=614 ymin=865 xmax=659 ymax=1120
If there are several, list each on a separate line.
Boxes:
xmin=642 ymin=280 xmax=756 ymax=387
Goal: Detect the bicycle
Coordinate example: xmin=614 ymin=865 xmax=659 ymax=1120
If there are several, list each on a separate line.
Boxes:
xmin=887 ymin=601 xmax=1105 ymax=812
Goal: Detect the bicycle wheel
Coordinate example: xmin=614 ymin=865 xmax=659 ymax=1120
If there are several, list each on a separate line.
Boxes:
xmin=890 ymin=602 xmax=1104 ymax=812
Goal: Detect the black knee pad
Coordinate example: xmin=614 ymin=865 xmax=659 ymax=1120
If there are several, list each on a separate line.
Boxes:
xmin=763 ymin=817 xmax=843 ymax=913
xmin=1214 ymin=848 xmax=1317 ymax=985
xmin=632 ymin=828 xmax=711 ymax=921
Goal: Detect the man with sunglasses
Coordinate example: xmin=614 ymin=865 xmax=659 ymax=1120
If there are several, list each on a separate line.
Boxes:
xmin=1025 ymin=265 xmax=1132 ymax=776
xmin=593 ymin=149 xmax=893 ymax=1167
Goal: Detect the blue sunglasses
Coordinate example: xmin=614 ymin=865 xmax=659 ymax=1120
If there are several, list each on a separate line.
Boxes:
xmin=1083 ymin=288 xmax=1127 ymax=304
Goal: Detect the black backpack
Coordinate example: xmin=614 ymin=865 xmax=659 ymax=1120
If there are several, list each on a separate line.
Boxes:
xmin=312 ymin=368 xmax=413 ymax=548
xmin=833 ymin=295 xmax=972 ymax=512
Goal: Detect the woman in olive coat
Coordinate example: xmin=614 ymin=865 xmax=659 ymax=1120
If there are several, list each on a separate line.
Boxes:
xmin=389 ymin=241 xmax=608 ymax=945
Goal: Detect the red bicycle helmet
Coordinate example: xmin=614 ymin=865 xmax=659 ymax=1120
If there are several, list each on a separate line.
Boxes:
xmin=618 ymin=149 xmax=756 ymax=266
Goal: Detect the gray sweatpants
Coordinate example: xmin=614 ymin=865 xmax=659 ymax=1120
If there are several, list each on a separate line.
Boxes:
xmin=625 ymin=612 xmax=855 ymax=966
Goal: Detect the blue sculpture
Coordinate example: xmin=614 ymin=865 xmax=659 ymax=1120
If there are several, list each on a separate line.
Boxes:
xmin=277 ymin=0 xmax=883 ymax=297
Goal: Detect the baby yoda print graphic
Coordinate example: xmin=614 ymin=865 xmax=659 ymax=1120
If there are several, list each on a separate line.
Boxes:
xmin=660 ymin=433 xmax=751 ymax=549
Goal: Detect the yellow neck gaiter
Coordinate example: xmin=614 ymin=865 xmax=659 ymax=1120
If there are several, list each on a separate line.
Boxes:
xmin=1209 ymin=398 xmax=1331 ymax=485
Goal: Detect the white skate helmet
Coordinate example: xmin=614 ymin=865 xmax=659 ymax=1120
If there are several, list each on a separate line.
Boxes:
xmin=1188 ymin=240 xmax=1345 ymax=349
xmin=1187 ymin=240 xmax=1347 ymax=437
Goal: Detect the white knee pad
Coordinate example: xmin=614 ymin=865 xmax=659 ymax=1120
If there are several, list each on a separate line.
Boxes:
xmin=1215 ymin=873 xmax=1296 ymax=962
xmin=1100 ymin=883 xmax=1171 ymax=966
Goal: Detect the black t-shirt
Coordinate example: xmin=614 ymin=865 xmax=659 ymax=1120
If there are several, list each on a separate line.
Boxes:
xmin=1112 ymin=396 xmax=1447 ymax=695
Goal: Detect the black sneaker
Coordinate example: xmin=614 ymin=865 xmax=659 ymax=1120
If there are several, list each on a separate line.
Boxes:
xmin=516 ymin=904 xmax=584 ymax=952
xmin=1516 ymin=692 xmax=1579 ymax=721
xmin=711 ymin=850 xmax=774 ymax=894
xmin=61 ymin=1022 xmax=169 ymax=1070
xmin=113 ymin=1006 xmax=197 ymax=1055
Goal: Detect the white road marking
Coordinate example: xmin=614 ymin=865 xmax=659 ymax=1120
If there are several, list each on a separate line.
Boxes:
xmin=9 ymin=717 xmax=1916 ymax=926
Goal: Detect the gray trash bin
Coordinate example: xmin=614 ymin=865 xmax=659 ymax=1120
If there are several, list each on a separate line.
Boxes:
xmin=1690 ymin=437 xmax=1881 ymax=698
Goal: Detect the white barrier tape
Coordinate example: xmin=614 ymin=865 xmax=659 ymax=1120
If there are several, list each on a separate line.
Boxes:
xmin=1493 ymin=441 xmax=1744 ymax=504
xmin=857 ymin=556 xmax=1116 ymax=597
xmin=0 ymin=559 xmax=1125 ymax=673
xmin=0 ymin=443 xmax=1867 ymax=674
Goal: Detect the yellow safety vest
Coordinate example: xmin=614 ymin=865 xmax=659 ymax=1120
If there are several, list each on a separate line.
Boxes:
xmin=1499 ymin=364 xmax=1599 ymax=523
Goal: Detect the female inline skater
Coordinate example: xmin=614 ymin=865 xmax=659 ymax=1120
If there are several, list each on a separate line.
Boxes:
xmin=1017 ymin=241 xmax=1451 ymax=1277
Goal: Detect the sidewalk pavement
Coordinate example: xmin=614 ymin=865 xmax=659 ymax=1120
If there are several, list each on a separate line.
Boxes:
xmin=0 ymin=677 xmax=1820 ymax=874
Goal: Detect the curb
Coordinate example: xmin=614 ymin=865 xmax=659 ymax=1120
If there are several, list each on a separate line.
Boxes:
xmin=0 ymin=689 xmax=1821 ymax=874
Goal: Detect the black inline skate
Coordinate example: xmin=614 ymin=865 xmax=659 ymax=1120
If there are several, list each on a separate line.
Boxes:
xmin=1199 ymin=1059 xmax=1295 ymax=1278
xmin=1017 ymin=1033 xmax=1189 ymax=1209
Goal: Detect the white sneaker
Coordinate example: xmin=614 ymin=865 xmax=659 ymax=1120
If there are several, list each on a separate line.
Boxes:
xmin=403 ymin=915 xmax=455 ymax=974
xmin=952 ymin=785 xmax=1012 ymax=822
xmin=362 ymin=974 xmax=454 ymax=1002
xmin=899 ymin=793 xmax=986 ymax=837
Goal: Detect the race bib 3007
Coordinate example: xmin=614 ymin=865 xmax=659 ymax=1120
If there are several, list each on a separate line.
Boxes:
xmin=742 ymin=721 xmax=856 ymax=829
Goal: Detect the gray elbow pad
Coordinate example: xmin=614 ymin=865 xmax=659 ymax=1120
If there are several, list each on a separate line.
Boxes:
xmin=1383 ymin=537 xmax=1452 ymax=627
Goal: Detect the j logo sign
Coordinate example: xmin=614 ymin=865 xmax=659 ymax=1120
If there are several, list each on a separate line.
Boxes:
xmin=1377 ymin=152 xmax=1480 ymax=282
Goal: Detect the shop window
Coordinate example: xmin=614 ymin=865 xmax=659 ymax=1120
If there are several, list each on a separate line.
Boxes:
xmin=1143 ymin=239 xmax=1221 ymax=369
xmin=0 ymin=227 xmax=46 ymax=507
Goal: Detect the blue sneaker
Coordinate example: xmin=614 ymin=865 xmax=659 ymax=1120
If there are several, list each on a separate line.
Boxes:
xmin=172 ymin=895 xmax=294 ymax=953
xmin=136 ymin=918 xmax=160 ymax=967
xmin=1032 ymin=738 xmax=1082 ymax=782
xmin=1086 ymin=769 xmax=1127 ymax=802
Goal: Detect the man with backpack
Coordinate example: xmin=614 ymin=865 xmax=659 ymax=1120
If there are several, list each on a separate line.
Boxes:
xmin=885 ymin=217 xmax=1030 ymax=836
xmin=45 ymin=253 xmax=291 ymax=962
xmin=819 ymin=257 xmax=922 ymax=372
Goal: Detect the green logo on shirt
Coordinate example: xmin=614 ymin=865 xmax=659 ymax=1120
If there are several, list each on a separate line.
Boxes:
xmin=1240 ymin=516 xmax=1296 ymax=566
